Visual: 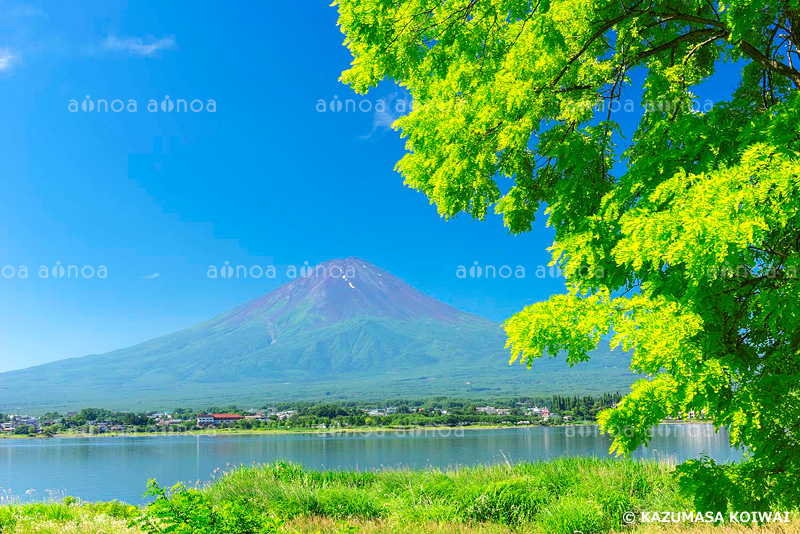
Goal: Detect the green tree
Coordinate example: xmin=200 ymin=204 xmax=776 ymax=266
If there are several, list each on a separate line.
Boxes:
xmin=335 ymin=0 xmax=800 ymax=509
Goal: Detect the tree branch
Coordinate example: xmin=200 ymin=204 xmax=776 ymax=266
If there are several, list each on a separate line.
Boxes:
xmin=738 ymin=39 xmax=800 ymax=87
xmin=634 ymin=28 xmax=728 ymax=62
xmin=548 ymin=11 xmax=634 ymax=90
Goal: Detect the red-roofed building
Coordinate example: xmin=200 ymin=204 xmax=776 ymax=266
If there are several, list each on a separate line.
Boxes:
xmin=213 ymin=413 xmax=244 ymax=422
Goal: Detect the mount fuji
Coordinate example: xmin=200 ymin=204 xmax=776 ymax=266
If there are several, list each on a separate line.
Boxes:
xmin=0 ymin=258 xmax=635 ymax=411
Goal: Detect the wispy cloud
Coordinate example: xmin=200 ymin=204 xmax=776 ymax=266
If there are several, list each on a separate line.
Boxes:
xmin=103 ymin=35 xmax=176 ymax=57
xmin=142 ymin=272 xmax=160 ymax=280
xmin=0 ymin=48 xmax=18 ymax=72
xmin=359 ymin=92 xmax=410 ymax=140
xmin=4 ymin=4 xmax=47 ymax=18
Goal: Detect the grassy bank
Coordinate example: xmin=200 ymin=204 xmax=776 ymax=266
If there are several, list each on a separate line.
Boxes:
xmin=1 ymin=458 xmax=797 ymax=533
xmin=205 ymin=457 xmax=682 ymax=529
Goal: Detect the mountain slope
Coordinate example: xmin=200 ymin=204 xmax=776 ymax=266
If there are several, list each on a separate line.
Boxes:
xmin=0 ymin=258 xmax=636 ymax=411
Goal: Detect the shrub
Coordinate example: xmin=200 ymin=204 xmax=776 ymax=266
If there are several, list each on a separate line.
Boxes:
xmin=132 ymin=479 xmax=285 ymax=534
xmin=0 ymin=506 xmax=17 ymax=531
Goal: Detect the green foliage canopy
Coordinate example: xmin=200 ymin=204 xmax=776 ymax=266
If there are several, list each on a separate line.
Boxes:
xmin=335 ymin=0 xmax=800 ymax=509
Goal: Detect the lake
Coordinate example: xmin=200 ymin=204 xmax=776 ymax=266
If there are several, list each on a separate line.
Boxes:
xmin=0 ymin=425 xmax=739 ymax=504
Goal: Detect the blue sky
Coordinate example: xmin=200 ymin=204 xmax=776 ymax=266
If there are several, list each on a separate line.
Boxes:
xmin=0 ymin=1 xmax=741 ymax=372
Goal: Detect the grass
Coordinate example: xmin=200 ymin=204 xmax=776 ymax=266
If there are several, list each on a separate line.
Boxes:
xmin=0 ymin=458 xmax=797 ymax=533
xmin=0 ymin=500 xmax=140 ymax=533
xmin=202 ymin=457 xmax=682 ymax=531
xmin=286 ymin=517 xmax=800 ymax=533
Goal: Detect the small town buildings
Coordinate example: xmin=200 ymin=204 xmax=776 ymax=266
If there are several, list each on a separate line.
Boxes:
xmin=526 ymin=406 xmax=552 ymax=418
xmin=197 ymin=413 xmax=245 ymax=426
xmin=213 ymin=413 xmax=244 ymax=424
xmin=476 ymin=406 xmax=512 ymax=416
xmin=157 ymin=419 xmax=187 ymax=427
xmin=244 ymin=413 xmax=270 ymax=421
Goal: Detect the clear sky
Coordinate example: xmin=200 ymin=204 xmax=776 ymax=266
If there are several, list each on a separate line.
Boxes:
xmin=0 ymin=1 xmax=740 ymax=372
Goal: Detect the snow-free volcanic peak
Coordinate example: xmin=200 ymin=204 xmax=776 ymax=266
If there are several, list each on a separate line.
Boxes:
xmin=0 ymin=257 xmax=635 ymax=411
xmin=218 ymin=257 xmax=470 ymax=328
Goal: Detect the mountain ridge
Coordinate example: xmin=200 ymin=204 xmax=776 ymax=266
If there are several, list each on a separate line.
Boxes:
xmin=0 ymin=258 xmax=635 ymax=412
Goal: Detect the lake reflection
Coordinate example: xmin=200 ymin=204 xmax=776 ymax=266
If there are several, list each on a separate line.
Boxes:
xmin=0 ymin=424 xmax=739 ymax=504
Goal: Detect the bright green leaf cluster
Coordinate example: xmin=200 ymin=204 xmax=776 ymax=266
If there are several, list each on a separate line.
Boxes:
xmin=336 ymin=0 xmax=800 ymax=509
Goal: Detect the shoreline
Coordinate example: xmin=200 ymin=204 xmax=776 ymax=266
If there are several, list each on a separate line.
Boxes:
xmin=0 ymin=420 xmax=713 ymax=441
xmin=1 ymin=422 xmax=587 ymax=440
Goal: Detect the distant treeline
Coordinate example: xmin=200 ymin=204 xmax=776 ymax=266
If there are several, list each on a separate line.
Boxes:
xmin=3 ymin=394 xmax=624 ymax=435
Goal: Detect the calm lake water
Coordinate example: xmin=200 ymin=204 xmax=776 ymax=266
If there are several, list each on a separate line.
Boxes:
xmin=0 ymin=425 xmax=739 ymax=504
